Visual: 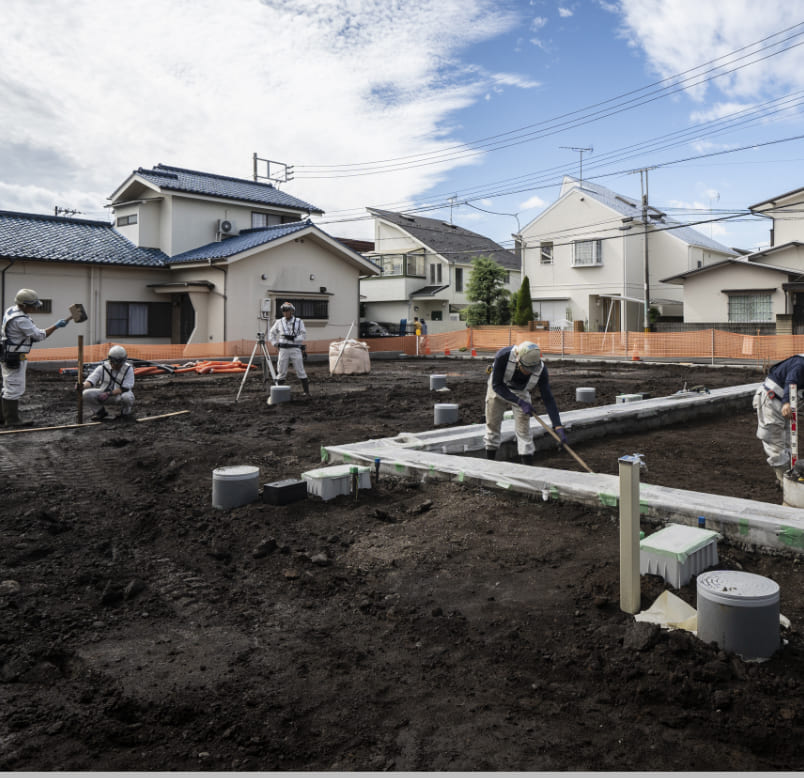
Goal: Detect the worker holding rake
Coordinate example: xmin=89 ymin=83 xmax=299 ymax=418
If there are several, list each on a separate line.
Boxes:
xmin=484 ymin=341 xmax=567 ymax=465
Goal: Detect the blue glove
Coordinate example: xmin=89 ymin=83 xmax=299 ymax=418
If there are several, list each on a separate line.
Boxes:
xmin=54 ymin=319 xmax=68 ymax=328
xmin=517 ymin=398 xmax=534 ymax=416
xmin=555 ymin=426 xmax=568 ymax=446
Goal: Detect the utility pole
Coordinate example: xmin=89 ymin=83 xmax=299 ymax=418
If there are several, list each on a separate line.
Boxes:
xmin=560 ymin=146 xmax=593 ymax=186
xmin=637 ymin=167 xmax=654 ymax=334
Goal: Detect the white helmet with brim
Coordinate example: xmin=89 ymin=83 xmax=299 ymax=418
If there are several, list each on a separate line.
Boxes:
xmin=516 ymin=341 xmax=542 ymax=369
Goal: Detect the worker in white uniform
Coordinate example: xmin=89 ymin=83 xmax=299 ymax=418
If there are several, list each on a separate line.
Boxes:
xmin=78 ymin=345 xmax=136 ymax=422
xmin=1 ymin=288 xmax=68 ymax=426
xmin=269 ymin=301 xmax=310 ymax=397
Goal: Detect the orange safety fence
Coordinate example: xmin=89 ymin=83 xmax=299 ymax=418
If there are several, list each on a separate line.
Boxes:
xmin=27 ymin=329 xmax=804 ymax=366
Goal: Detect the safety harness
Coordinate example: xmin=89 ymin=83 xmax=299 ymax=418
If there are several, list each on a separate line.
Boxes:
xmin=502 ymin=349 xmax=543 ymax=390
xmin=1 ymin=308 xmax=32 ymax=356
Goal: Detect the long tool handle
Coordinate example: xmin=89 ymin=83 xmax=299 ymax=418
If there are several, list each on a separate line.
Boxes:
xmin=76 ymin=335 xmax=84 ymax=424
xmin=530 ymin=411 xmax=594 ymax=474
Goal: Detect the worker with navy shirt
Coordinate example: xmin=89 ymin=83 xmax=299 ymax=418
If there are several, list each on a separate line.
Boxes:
xmin=754 ymin=354 xmax=804 ymax=484
xmin=484 ymin=340 xmax=567 ymax=464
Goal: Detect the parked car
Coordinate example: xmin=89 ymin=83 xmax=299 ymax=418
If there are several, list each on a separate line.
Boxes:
xmin=359 ymin=320 xmax=391 ymax=337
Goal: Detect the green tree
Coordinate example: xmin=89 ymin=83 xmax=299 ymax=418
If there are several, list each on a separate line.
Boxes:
xmin=465 ymin=255 xmax=509 ymax=325
xmin=513 ymin=276 xmax=534 ymax=326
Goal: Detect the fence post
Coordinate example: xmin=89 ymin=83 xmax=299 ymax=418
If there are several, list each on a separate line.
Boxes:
xmin=711 ymin=328 xmax=715 ymax=366
xmin=561 ymin=328 xmax=565 ymax=357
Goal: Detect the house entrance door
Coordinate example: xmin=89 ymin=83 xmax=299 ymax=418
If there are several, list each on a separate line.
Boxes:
xmin=179 ymin=294 xmax=195 ymax=343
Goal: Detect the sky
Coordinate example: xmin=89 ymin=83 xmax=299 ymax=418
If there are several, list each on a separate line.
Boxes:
xmin=2 ymin=0 xmax=804 ymax=253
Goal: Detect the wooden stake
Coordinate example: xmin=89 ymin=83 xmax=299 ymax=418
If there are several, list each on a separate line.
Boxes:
xmin=76 ymin=334 xmax=84 ymax=424
xmin=135 ymin=410 xmax=190 ymax=422
xmin=0 ymin=421 xmax=101 ymax=435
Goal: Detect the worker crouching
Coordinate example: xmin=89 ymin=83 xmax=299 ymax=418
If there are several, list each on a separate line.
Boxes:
xmin=79 ymin=345 xmax=136 ymax=422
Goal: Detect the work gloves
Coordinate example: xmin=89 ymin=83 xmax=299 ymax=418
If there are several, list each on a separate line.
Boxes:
xmin=555 ymin=426 xmax=568 ymax=447
xmin=517 ymin=398 xmax=534 ymax=416
xmin=53 ymin=319 xmax=68 ymax=328
xmin=98 ymin=391 xmax=110 ymax=402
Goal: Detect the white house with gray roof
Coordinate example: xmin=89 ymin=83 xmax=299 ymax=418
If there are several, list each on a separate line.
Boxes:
xmin=520 ymin=176 xmax=738 ymax=332
xmin=662 ymin=185 xmax=804 ymax=334
xmin=361 ymin=207 xmax=521 ymax=332
xmin=0 ymin=164 xmax=380 ymax=348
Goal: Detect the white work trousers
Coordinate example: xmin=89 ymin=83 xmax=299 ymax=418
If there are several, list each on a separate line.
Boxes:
xmin=483 ymin=378 xmax=534 ymax=456
xmin=277 ymin=346 xmax=307 ymax=381
xmin=1 ymin=359 xmax=28 ymax=400
xmin=83 ymin=387 xmax=135 ymax=416
xmin=754 ymin=387 xmax=789 ymax=468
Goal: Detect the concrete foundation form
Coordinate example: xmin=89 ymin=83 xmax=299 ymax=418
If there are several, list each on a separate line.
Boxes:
xmin=322 ymin=382 xmax=804 ymax=556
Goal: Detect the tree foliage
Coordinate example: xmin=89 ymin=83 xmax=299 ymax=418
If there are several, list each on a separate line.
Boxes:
xmin=465 ymin=255 xmax=510 ymax=325
xmin=512 ymin=276 xmax=534 ymax=326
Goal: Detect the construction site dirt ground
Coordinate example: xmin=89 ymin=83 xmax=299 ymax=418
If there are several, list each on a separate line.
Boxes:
xmin=4 ymin=354 xmax=804 ymax=771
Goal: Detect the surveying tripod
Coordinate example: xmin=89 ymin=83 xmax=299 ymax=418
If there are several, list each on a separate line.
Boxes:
xmin=236 ymin=331 xmax=278 ymax=402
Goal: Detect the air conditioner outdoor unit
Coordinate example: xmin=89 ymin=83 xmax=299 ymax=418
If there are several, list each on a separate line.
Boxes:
xmin=217 ymin=219 xmax=235 ymax=235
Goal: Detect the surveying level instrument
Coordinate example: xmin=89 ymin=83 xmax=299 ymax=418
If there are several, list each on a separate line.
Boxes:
xmin=236 ymin=331 xmax=278 ymax=402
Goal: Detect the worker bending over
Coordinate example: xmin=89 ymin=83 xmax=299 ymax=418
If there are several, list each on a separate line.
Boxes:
xmin=79 ymin=345 xmax=135 ymax=422
xmin=754 ymin=353 xmax=804 ymax=484
xmin=484 ymin=341 xmax=567 ymax=464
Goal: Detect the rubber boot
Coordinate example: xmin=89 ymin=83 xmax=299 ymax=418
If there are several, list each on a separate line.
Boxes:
xmin=301 ymin=378 xmax=310 ymax=397
xmin=775 ymin=466 xmax=787 ymax=487
xmin=485 ymin=449 xmax=497 ymax=460
xmin=2 ymin=398 xmax=23 ymax=427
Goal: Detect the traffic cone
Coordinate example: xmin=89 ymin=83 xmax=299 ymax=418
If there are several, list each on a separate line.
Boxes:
xmin=631 ymin=345 xmax=640 ymax=361
xmin=445 ymin=348 xmax=451 ymax=356
xmin=471 ymin=348 xmax=477 ymax=357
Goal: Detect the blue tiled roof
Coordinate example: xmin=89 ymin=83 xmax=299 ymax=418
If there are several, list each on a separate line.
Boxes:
xmin=564 ymin=177 xmax=737 ymax=255
xmin=0 ymin=210 xmax=168 ymax=266
xmin=135 ymin=164 xmax=324 ymax=214
xmin=167 ymin=220 xmax=314 ymax=265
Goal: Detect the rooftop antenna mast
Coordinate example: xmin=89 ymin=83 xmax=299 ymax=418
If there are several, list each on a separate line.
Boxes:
xmin=560 ymin=146 xmax=593 ymax=186
xmin=252 ymin=153 xmax=294 ymax=188
xmin=447 ymin=194 xmax=458 ymax=224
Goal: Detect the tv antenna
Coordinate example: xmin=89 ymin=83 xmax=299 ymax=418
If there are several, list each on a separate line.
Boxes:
xmin=560 ymin=146 xmax=593 ymax=185
xmin=54 ymin=206 xmax=82 ymax=217
xmin=253 ymin=153 xmax=294 ymax=187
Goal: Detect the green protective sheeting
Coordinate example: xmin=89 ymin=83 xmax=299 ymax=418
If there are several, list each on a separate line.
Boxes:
xmin=395 ymin=462 xmax=406 ymax=473
xmin=598 ymin=493 xmax=619 ymax=508
xmin=320 ymin=447 xmax=330 ymax=463
xmin=778 ymin=526 xmax=804 ymax=549
xmin=739 ymin=518 xmax=750 ymax=536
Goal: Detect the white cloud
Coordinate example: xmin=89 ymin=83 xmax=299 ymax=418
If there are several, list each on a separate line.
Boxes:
xmin=520 ymin=195 xmax=547 ymax=210
xmin=615 ymin=0 xmax=804 ymax=102
xmin=558 ymin=7 xmax=573 ymax=17
xmin=0 ymin=0 xmax=524 ymax=235
xmin=531 ymin=16 xmax=548 ymax=31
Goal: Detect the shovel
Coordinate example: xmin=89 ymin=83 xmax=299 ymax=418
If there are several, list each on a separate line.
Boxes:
xmin=529 ymin=410 xmax=594 ymax=474
xmin=68 ymin=303 xmax=88 ymax=324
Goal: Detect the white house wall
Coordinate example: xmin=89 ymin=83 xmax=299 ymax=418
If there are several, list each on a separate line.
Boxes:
xmin=680 ymin=263 xmax=785 ymax=323
xmin=2 ymin=261 xmax=172 ymax=346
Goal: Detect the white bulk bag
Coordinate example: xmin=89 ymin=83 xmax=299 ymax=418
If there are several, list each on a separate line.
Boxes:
xmin=329 ymin=338 xmax=370 ymax=375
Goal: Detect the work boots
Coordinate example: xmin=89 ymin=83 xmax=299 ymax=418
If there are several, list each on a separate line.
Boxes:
xmin=2 ymin=399 xmax=23 ymax=427
xmin=301 ymin=378 xmax=310 ymax=397
xmin=519 ymin=454 xmax=534 ymax=466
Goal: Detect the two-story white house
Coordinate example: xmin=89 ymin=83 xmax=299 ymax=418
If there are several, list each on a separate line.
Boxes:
xmin=0 ymin=164 xmax=380 ymax=347
xmin=662 ymin=185 xmax=804 ymax=334
xmin=361 ymin=208 xmax=521 ymax=332
xmin=519 ymin=176 xmax=737 ymax=332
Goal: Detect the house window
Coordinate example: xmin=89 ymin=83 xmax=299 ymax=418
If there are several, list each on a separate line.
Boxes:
xmin=252 ymin=212 xmax=268 ymax=228
xmin=429 ymin=263 xmax=443 ymax=283
xmin=728 ymin=293 xmax=772 ymax=322
xmin=540 ymin=242 xmax=553 ymax=264
xmin=405 ymin=254 xmax=425 ymax=277
xmin=572 ymin=239 xmax=602 ymax=266
xmin=107 ymin=301 xmax=171 ymax=337
xmin=274 ymin=298 xmax=329 ymax=320
xmin=116 ymin=214 xmax=137 ymax=227
xmin=431 ymin=310 xmax=442 ymax=321
xmin=455 ymin=268 xmax=464 ymax=292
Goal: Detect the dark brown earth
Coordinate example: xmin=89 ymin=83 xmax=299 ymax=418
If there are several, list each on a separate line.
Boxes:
xmin=2 ymin=354 xmax=803 ymax=771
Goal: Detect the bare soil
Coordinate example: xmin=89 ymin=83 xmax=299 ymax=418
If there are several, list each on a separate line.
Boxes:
xmin=2 ymin=355 xmax=803 ymax=771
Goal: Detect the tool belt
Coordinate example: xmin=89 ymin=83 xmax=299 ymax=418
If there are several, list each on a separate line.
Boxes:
xmin=278 ymin=343 xmax=301 ymax=349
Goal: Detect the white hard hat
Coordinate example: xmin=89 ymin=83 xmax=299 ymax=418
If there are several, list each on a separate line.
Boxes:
xmin=15 ymin=288 xmax=42 ymax=307
xmin=108 ymin=345 xmax=127 ymax=362
xmin=516 ymin=341 xmax=542 ymax=369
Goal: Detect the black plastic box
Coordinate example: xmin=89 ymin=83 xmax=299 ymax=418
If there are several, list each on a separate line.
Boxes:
xmin=262 ymin=478 xmax=308 ymax=505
